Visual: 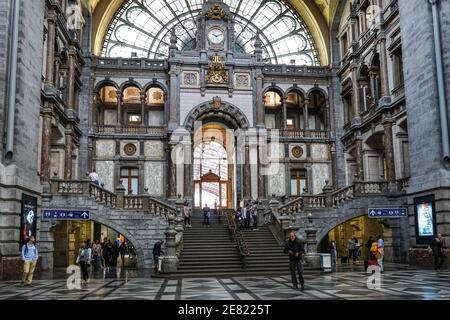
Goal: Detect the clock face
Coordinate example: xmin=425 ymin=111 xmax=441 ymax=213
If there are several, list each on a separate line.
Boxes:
xmin=208 ymin=28 xmax=224 ymax=44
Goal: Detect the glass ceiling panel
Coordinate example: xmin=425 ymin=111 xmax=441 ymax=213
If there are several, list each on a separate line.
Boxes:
xmin=102 ymin=0 xmax=320 ymax=66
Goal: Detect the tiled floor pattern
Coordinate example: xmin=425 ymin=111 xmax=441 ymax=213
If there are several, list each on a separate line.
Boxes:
xmin=1 ymin=264 xmax=449 ymax=300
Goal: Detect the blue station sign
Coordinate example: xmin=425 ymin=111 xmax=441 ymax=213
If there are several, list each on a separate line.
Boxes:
xmin=368 ymin=207 xmax=408 ymax=218
xmin=42 ymin=209 xmax=90 ymax=220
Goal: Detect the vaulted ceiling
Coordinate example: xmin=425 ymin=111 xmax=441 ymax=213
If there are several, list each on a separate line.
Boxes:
xmin=85 ymin=0 xmax=340 ymax=65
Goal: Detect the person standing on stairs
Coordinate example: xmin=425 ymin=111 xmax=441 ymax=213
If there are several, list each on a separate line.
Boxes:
xmin=202 ymin=204 xmax=210 ymax=226
xmin=183 ymin=201 xmax=192 ymax=227
xmin=284 ymin=231 xmax=305 ymax=290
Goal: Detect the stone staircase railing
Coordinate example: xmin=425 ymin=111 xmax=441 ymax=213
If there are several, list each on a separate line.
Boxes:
xmin=51 ymin=179 xmax=117 ymax=208
xmin=49 ymin=179 xmax=176 ymax=215
xmin=277 ymin=181 xmax=390 ymax=215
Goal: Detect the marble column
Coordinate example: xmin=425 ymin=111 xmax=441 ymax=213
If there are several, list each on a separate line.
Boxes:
xmin=64 ymin=128 xmax=73 ymax=179
xmin=257 ymin=143 xmax=267 ymax=199
xmin=383 ymin=120 xmax=396 ymax=184
xmin=183 ymin=139 xmax=193 ymax=199
xmin=168 ymin=144 xmax=177 ymax=198
xmin=44 ymin=16 xmax=56 ymax=86
xmin=331 ymin=145 xmax=337 ymax=189
xmin=140 ymin=92 xmax=146 ymax=126
xmin=41 ymin=109 xmax=53 ymax=183
xmin=352 ymin=67 xmax=360 ymax=118
xmin=304 ymin=98 xmax=310 ymax=130
xmin=116 ymin=91 xmax=122 ymax=125
xmin=243 ymin=144 xmax=251 ymax=199
xmin=256 ymin=74 xmax=264 ymax=127
xmin=67 ymin=48 xmax=76 ymax=110
xmin=169 ymin=67 xmax=178 ymax=124
xmin=379 ymin=38 xmax=390 ymax=97
xmin=355 ymin=138 xmax=364 ymax=181
xmin=282 ymin=98 xmax=287 ymax=130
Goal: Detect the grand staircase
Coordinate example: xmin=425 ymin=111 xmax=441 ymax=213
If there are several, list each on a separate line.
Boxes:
xmin=176 ymin=210 xmax=290 ymax=277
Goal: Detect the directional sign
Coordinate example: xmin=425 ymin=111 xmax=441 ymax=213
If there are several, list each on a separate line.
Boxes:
xmin=42 ymin=209 xmax=90 ymax=220
xmin=368 ymin=207 xmax=407 ymax=218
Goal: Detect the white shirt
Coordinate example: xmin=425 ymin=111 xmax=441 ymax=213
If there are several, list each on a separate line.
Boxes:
xmin=89 ymin=172 xmax=99 ymax=182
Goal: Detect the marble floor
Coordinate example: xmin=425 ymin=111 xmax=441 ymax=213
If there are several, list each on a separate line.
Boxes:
xmin=1 ymin=263 xmax=449 ymax=300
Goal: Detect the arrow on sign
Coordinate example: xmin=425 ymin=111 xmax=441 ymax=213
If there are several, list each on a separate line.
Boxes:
xmin=81 ymin=212 xmax=89 ymax=219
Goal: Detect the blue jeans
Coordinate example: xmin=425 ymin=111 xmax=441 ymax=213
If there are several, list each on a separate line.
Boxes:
xmin=203 ymin=214 xmax=209 ymax=225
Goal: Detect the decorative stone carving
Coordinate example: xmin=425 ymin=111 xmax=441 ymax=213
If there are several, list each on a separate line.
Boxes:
xmin=206 ymin=3 xmax=228 ymax=20
xmin=291 ymin=146 xmax=304 ymax=159
xmin=234 ymin=73 xmax=250 ymax=88
xmin=123 ymin=143 xmax=137 ymax=156
xmin=206 ymin=54 xmax=228 ymax=84
xmin=183 ymin=72 xmax=198 ymax=86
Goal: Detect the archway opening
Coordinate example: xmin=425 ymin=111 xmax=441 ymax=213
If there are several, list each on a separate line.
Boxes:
xmin=53 ymin=220 xmax=138 ymax=270
xmin=319 ymin=215 xmax=388 ymax=263
xmin=193 ymin=123 xmax=235 ymax=209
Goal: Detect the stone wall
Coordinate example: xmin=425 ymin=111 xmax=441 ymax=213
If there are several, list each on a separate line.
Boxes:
xmin=0 ymin=0 xmax=45 ymax=278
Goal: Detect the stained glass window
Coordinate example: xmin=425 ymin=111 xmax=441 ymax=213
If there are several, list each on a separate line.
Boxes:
xmin=102 ymin=0 xmax=320 ymax=65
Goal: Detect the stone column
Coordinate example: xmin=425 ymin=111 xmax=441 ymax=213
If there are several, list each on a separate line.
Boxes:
xmin=257 ymin=142 xmax=267 ymax=199
xmin=67 ymin=48 xmax=76 ymax=110
xmin=44 ymin=16 xmax=56 ymax=86
xmin=116 ymin=91 xmax=122 ymax=125
xmin=256 ymin=73 xmax=264 ymax=127
xmin=282 ymin=98 xmax=287 ymax=129
xmin=160 ymin=214 xmax=179 ymax=274
xmin=304 ymin=213 xmax=321 ymax=268
xmin=169 ymin=66 xmax=178 ymax=125
xmin=183 ymin=139 xmax=193 ymax=199
xmin=352 ymin=66 xmax=360 ymax=118
xmin=40 ymin=108 xmax=53 ymax=183
xmin=168 ymin=143 xmax=177 ymax=199
xmin=355 ymin=137 xmax=364 ymax=181
xmin=350 ymin=18 xmax=357 ymax=43
xmin=243 ymin=143 xmax=251 ymax=199
xmin=330 ymin=145 xmax=337 ymax=189
xmin=379 ymin=38 xmax=390 ymax=97
xmin=140 ymin=92 xmax=146 ymax=126
xmin=64 ymin=128 xmax=73 ymax=179
xmin=304 ymin=98 xmax=310 ymax=129
xmin=383 ymin=119 xmax=396 ymax=184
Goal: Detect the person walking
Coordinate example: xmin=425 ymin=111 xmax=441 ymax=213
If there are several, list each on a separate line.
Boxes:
xmin=119 ymin=241 xmax=127 ymax=269
xmin=89 ymin=169 xmax=100 ymax=185
xmin=103 ymin=240 xmax=113 ymax=272
xmin=92 ymin=240 xmax=102 ymax=271
xmin=284 ymin=232 xmax=305 ymax=290
xmin=202 ymin=204 xmax=210 ymax=226
xmin=152 ymin=240 xmax=165 ymax=272
xmin=376 ymin=235 xmax=385 ymax=272
xmin=354 ymin=237 xmax=361 ymax=261
xmin=251 ymin=202 xmax=258 ymax=230
xmin=347 ymin=237 xmax=356 ymax=264
xmin=366 ymin=236 xmax=375 ymax=260
xmin=429 ymin=234 xmax=446 ymax=271
xmin=21 ymin=235 xmax=38 ymax=286
xmin=183 ymin=201 xmax=192 ymax=227
xmin=76 ymin=241 xmax=92 ymax=285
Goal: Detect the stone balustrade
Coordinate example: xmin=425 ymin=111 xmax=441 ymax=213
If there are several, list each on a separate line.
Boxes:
xmin=93 ymin=125 xmax=166 ymax=136
xmin=267 ymin=129 xmax=330 ymax=139
xmin=332 ymin=185 xmax=355 ymax=206
xmin=304 ymin=195 xmax=326 ymax=208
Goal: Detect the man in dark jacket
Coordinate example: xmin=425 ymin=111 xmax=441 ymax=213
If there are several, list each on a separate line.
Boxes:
xmin=284 ymin=231 xmax=305 ymax=290
xmin=153 ymin=240 xmax=165 ymax=271
xmin=430 ymin=234 xmax=446 ymax=271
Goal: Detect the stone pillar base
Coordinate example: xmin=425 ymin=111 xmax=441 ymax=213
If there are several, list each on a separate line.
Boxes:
xmin=304 ymin=253 xmax=321 ymax=269
xmin=160 ymin=256 xmax=179 ymax=274
xmin=0 ymin=256 xmax=43 ymax=281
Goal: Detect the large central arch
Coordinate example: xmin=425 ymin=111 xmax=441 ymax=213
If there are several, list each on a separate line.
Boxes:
xmin=183 ymin=100 xmax=250 ymax=132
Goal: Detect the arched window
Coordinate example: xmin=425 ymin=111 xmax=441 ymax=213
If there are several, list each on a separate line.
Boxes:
xmin=286 ymin=91 xmax=305 ymax=130
xmin=308 ymin=90 xmax=327 ymax=130
xmin=122 ymin=85 xmax=142 ymax=125
xmin=96 ymin=84 xmax=118 ymax=125
xmin=264 ymin=90 xmax=282 ymax=129
xmin=145 ymin=86 xmax=165 ymax=126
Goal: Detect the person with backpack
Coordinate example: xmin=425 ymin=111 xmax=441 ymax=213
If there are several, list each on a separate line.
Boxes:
xmin=21 ymin=235 xmax=38 ymax=286
xmin=76 ymin=241 xmax=92 ymax=284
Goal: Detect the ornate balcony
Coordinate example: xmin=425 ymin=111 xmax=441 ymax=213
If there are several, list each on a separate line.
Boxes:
xmin=92 ymin=125 xmax=166 ymax=136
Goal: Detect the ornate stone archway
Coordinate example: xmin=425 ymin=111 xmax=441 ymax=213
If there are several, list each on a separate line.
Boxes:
xmin=183 ymin=99 xmax=250 ymax=131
